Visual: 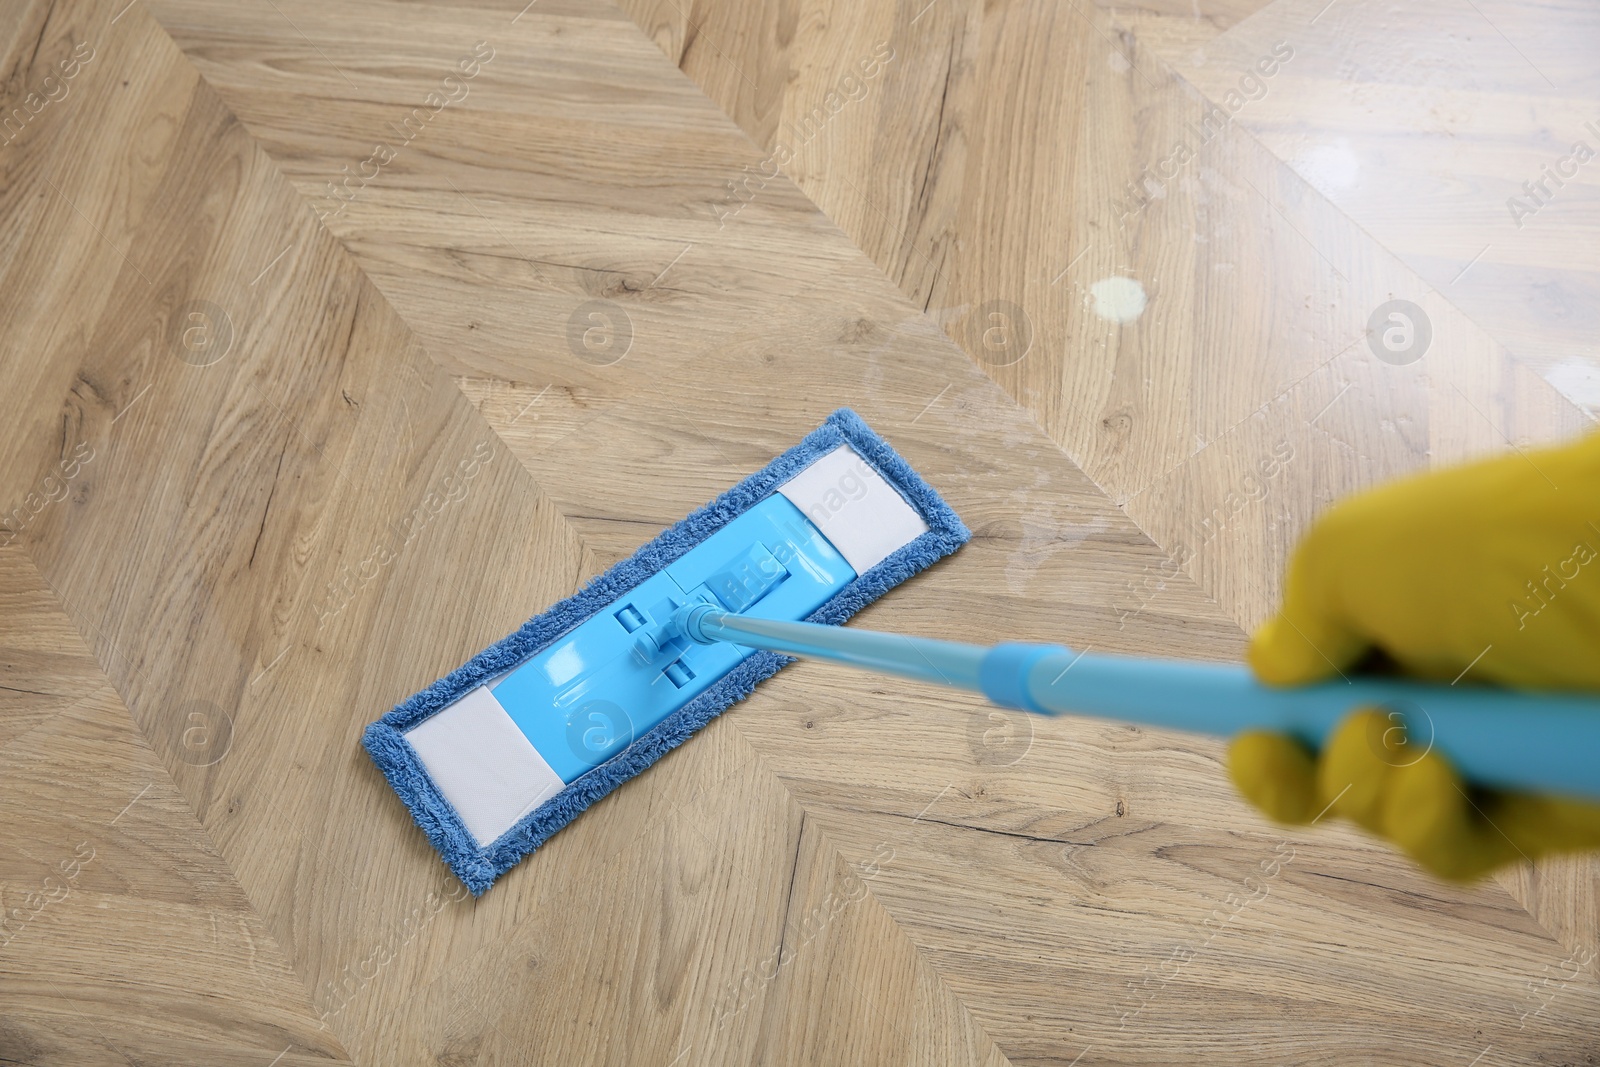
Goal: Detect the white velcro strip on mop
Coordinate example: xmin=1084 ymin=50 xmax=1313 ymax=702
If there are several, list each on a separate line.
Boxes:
xmin=405 ymin=685 xmax=565 ymax=847
xmin=777 ymin=445 xmax=929 ymax=573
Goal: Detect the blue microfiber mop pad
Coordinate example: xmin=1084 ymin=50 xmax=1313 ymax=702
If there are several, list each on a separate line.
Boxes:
xmin=364 ymin=408 xmax=968 ymax=894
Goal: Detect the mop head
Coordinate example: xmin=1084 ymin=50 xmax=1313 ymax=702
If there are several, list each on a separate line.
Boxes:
xmin=364 ymin=409 xmax=969 ymax=893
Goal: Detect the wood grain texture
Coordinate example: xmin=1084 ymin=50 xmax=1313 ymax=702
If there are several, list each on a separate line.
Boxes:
xmin=1130 ymin=0 xmax=1600 ymax=384
xmin=0 ymin=551 xmax=103 ymax=749
xmin=0 ymin=0 xmax=1595 ymax=1061
xmin=0 ymin=546 xmax=349 ymax=1067
xmin=1116 ymin=0 xmax=1600 ymax=978
xmin=613 ymin=0 xmax=1595 ymax=629
xmin=797 ymin=798 xmax=1600 ymax=1065
xmin=611 ymin=0 xmax=1600 ymax=1026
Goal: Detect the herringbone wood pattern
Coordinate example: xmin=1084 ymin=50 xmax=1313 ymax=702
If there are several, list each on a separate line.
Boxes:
xmin=1 ymin=0 xmax=1595 ymax=1062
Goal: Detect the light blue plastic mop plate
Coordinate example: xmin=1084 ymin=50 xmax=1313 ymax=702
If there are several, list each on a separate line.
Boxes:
xmin=491 ymin=495 xmax=856 ymax=781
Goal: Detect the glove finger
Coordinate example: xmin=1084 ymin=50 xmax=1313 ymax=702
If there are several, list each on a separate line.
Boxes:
xmin=1484 ymin=792 xmax=1600 ymax=859
xmin=1228 ymin=731 xmax=1317 ymax=824
xmin=1382 ymin=752 xmax=1521 ymax=882
xmin=1314 ymin=709 xmax=1400 ymax=834
xmin=1248 ymin=505 xmax=1379 ymax=686
xmin=1249 ymin=611 xmax=1371 ymax=687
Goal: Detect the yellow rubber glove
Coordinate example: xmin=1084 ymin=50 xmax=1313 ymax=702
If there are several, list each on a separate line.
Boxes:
xmin=1229 ymin=431 xmax=1600 ymax=880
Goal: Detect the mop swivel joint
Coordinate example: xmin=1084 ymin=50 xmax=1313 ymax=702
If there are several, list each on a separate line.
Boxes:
xmin=675 ymin=603 xmax=724 ymax=645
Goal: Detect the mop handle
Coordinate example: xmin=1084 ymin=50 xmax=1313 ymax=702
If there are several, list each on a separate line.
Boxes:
xmin=677 ymin=605 xmax=1600 ymax=801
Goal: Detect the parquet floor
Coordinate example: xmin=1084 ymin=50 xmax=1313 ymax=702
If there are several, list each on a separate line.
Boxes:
xmin=1 ymin=0 xmax=1596 ymax=1062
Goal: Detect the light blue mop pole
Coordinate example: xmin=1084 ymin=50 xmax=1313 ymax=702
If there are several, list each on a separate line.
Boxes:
xmin=673 ymin=605 xmax=1600 ymax=802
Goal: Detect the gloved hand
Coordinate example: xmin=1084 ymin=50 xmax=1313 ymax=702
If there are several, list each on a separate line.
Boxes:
xmin=1228 ymin=431 xmax=1600 ymax=880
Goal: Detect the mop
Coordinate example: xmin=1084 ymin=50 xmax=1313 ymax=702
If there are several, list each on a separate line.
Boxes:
xmin=367 ymin=409 xmax=1600 ymax=894
xmin=365 ymin=409 xmax=969 ymax=893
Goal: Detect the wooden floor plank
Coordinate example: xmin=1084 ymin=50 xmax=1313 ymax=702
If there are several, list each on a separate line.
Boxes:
xmin=141 ymin=0 xmax=1600 ymax=1058
xmin=606 ymin=0 xmax=1600 ymax=1026
xmin=2 ymin=0 xmax=1595 ymax=1060
xmin=799 ymin=801 xmax=1600 ymax=1064
xmin=0 ymin=546 xmax=349 ymax=1067
xmin=613 ymin=0 xmax=1591 ymax=632
xmin=1134 ymin=0 xmax=1600 ymax=385
xmin=1 ymin=1 xmax=589 ymax=1056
